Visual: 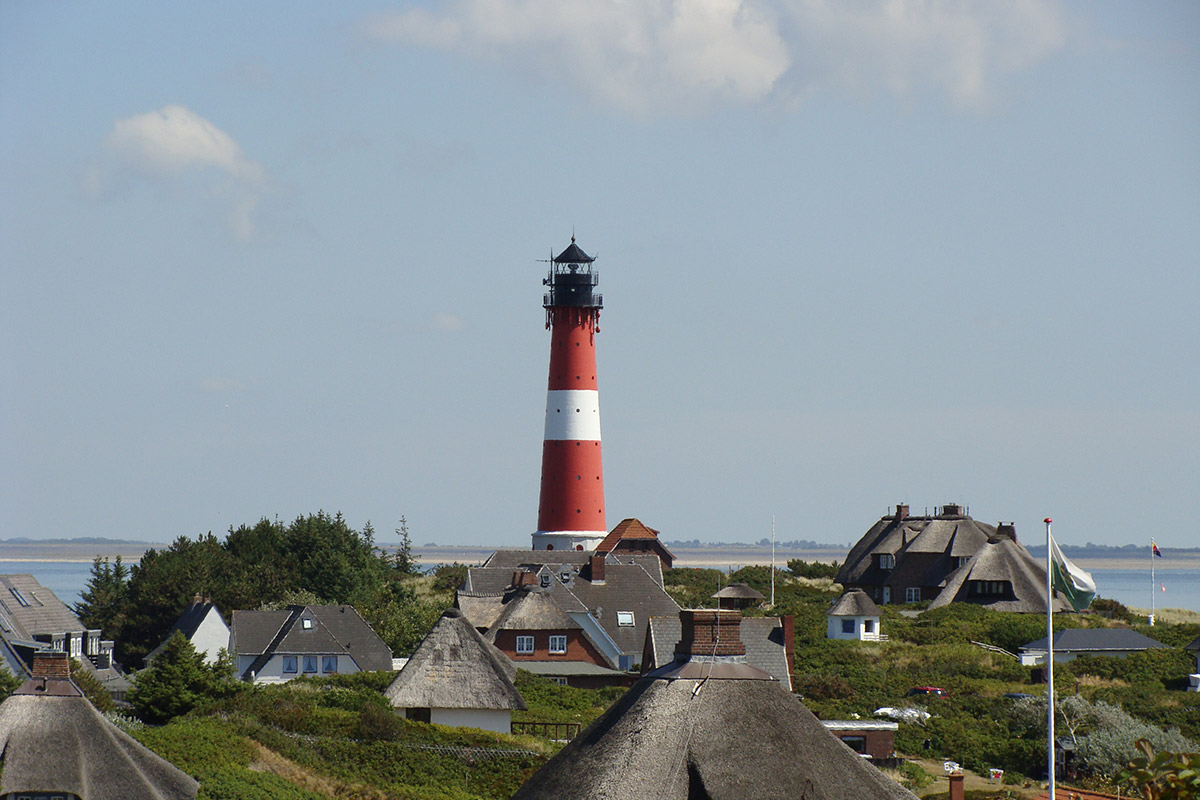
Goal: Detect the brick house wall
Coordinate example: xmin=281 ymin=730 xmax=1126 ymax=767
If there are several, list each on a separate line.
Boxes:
xmin=493 ymin=629 xmax=610 ymax=667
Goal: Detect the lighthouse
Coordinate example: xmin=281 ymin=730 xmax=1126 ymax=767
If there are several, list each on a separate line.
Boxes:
xmin=533 ymin=237 xmax=607 ymax=551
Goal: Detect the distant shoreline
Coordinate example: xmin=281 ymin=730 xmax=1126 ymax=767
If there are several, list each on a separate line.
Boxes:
xmin=3 ymin=542 xmax=1199 ymax=571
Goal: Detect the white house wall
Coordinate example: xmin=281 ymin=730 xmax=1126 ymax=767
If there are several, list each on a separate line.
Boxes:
xmin=240 ymin=654 xmax=359 ymax=683
xmin=430 ymin=708 xmax=511 ymax=734
xmin=826 ymin=615 xmax=881 ymax=641
xmin=192 ymin=610 xmax=231 ymax=665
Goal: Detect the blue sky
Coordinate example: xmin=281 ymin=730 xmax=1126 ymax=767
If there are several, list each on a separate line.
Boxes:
xmin=3 ymin=1 xmax=1197 ymax=550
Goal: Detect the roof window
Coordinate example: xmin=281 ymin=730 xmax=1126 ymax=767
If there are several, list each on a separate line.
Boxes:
xmin=302 ymin=618 xmax=313 ymax=630
xmin=9 ymin=587 xmax=29 ymax=607
xmin=616 ymin=611 xmax=634 ymax=627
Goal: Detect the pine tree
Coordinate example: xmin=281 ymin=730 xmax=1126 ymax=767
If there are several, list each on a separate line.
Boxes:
xmin=128 ymin=632 xmax=236 ymax=724
xmin=74 ymin=556 xmax=130 ymax=644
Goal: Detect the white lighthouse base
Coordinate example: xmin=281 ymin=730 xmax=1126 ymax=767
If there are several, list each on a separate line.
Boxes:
xmin=532 ymin=531 xmax=607 ymax=552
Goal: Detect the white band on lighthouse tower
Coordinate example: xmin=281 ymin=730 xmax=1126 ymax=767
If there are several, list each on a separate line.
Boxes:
xmin=543 ymin=389 xmax=602 ymax=441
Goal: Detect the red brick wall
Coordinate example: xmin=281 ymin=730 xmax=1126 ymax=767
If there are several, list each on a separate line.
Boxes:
xmin=677 ymin=609 xmax=745 ymax=657
xmin=831 ymin=729 xmax=895 ymax=760
xmin=493 ymin=629 xmax=609 ymax=667
xmin=32 ymin=651 xmax=70 ymax=678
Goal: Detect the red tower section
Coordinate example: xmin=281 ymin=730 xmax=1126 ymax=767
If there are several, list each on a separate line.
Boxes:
xmin=533 ymin=238 xmax=606 ymax=551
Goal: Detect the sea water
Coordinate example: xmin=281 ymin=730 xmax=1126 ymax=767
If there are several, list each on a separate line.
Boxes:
xmin=3 ymin=560 xmax=1198 ymax=616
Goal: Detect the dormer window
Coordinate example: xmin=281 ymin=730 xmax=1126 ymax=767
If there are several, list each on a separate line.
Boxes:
xmin=540 ymin=574 xmax=552 ymax=588
xmin=559 ymin=570 xmax=571 ymax=583
xmin=878 ymin=554 xmax=895 ymax=570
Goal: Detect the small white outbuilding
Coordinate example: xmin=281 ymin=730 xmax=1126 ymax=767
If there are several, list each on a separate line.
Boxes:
xmin=826 ymin=589 xmax=885 ymax=641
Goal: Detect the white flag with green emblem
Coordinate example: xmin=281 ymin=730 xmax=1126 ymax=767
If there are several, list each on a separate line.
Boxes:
xmin=1049 ymin=535 xmax=1096 ymax=611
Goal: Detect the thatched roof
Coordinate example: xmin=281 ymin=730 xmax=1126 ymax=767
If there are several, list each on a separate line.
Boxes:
xmin=828 ymin=589 xmax=883 ymax=617
xmin=0 ymin=678 xmax=199 ymax=799
xmin=836 ymin=508 xmax=996 ymax=588
xmin=386 ymin=609 xmax=526 ymax=711
xmin=512 ymin=670 xmax=916 ymax=800
xmin=711 ymin=583 xmax=765 ymax=601
xmin=928 ymin=535 xmax=1069 ymax=613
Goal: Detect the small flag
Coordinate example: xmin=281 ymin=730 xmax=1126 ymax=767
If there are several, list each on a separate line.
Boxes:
xmin=1049 ymin=531 xmax=1097 ymax=611
xmin=1160 ymin=583 xmax=1166 ymax=592
xmin=1152 ymin=541 xmax=1163 ymax=558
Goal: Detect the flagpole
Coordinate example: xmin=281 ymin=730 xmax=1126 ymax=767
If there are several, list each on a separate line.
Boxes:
xmin=1150 ymin=541 xmax=1156 ymax=626
xmin=1045 ymin=517 xmax=1056 ymax=800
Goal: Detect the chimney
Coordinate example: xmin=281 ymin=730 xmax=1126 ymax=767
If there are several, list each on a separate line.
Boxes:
xmin=675 ymin=609 xmax=745 ymax=659
xmin=948 ymin=771 xmax=964 ymax=800
xmin=996 ymin=522 xmax=1017 ymax=542
xmin=32 ymin=651 xmax=70 ymax=679
xmin=895 ymin=504 xmax=909 ymax=521
xmin=782 ymin=614 xmax=795 ymax=677
xmin=588 ymin=553 xmax=606 ymax=583
xmin=940 ymin=503 xmax=963 ymax=517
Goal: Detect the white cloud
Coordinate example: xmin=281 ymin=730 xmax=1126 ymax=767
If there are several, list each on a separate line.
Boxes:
xmin=88 ymin=105 xmax=268 ymax=240
xmin=361 ymin=0 xmax=1068 ymax=113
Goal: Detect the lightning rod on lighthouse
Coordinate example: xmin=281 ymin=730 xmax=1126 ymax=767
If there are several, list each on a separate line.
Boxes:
xmin=532 ymin=237 xmax=607 ymax=551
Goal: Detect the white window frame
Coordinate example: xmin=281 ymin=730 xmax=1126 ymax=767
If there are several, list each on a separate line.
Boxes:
xmin=905 ymin=587 xmax=921 ymax=603
xmin=879 ymin=553 xmax=895 ymax=570
xmin=616 ymin=611 xmax=635 ymax=627
xmin=548 ymin=635 xmax=567 ymax=654
xmin=515 ymin=635 xmax=535 ymax=654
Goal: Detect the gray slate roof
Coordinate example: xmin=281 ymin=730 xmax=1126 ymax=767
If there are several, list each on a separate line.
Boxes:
xmin=828 ymin=589 xmax=883 ymax=617
xmin=386 ymin=609 xmax=525 ymax=711
xmin=512 ymin=671 xmax=917 ymax=800
xmin=1021 ymin=627 xmax=1169 ymax=654
xmin=231 ymin=605 xmax=392 ymax=679
xmin=0 ymin=677 xmax=199 ymax=799
xmin=928 ymin=535 xmax=1069 ymax=613
xmin=465 ymin=554 xmax=681 ymax=666
xmin=644 ymin=616 xmax=792 ymax=689
xmin=0 ymin=574 xmax=86 ymax=639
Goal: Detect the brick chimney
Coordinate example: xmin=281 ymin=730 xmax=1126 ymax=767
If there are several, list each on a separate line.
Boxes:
xmin=32 ymin=651 xmax=70 ymax=679
xmin=948 ymin=771 xmax=964 ymax=800
xmin=895 ymin=504 xmax=909 ymax=521
xmin=782 ymin=614 xmax=795 ymax=677
xmin=588 ymin=553 xmax=606 ymax=583
xmin=675 ymin=609 xmax=745 ymax=659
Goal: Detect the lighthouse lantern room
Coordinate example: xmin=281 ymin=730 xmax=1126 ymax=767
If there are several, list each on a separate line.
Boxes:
xmin=533 ymin=238 xmax=607 ymax=551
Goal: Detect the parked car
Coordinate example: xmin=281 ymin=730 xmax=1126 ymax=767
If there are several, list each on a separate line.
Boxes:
xmin=905 ymin=686 xmax=948 ymax=699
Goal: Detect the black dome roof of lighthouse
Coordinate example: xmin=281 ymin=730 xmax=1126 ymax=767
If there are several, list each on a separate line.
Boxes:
xmin=554 ymin=240 xmax=594 ymax=264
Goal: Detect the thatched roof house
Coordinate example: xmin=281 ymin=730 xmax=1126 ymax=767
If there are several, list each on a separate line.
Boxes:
xmin=837 ymin=504 xmax=1012 ymax=606
xmin=513 ymin=609 xmax=917 ymax=800
xmin=927 ymin=530 xmax=1070 ymax=613
xmin=386 ymin=608 xmax=526 ymax=733
xmin=827 ymin=589 xmax=885 ymax=641
xmin=0 ymin=652 xmax=199 ymax=800
xmin=711 ymin=583 xmax=765 ymax=609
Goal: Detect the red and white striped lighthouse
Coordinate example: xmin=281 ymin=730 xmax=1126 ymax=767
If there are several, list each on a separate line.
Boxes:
xmin=532 ymin=237 xmax=607 ymax=551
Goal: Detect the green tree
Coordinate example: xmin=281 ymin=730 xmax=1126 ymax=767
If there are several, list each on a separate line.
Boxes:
xmin=392 ymin=516 xmax=420 ymax=577
xmin=70 ymin=658 xmax=115 ymax=712
xmin=128 ymin=632 xmax=237 ymax=724
xmin=74 ymin=556 xmax=131 ymax=643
